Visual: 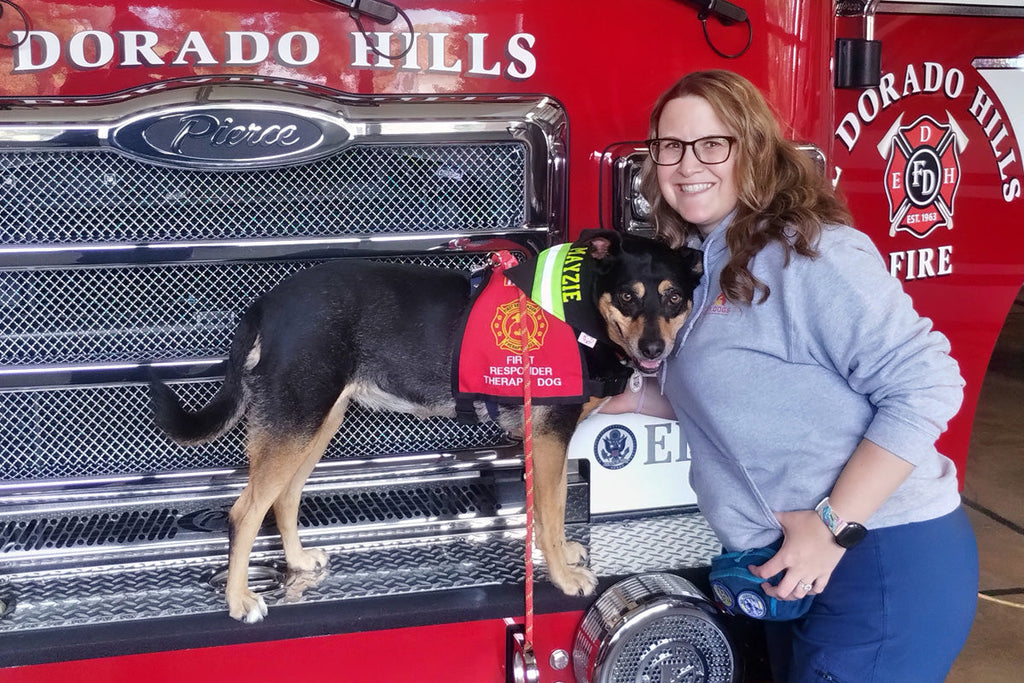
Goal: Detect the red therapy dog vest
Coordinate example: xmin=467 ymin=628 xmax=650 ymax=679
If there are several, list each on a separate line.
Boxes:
xmin=454 ymin=252 xmax=587 ymax=404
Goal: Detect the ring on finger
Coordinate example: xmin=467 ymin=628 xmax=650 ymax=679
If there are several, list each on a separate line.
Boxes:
xmin=799 ymin=582 xmax=813 ymax=592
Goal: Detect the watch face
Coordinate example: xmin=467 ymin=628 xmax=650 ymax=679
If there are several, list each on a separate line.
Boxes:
xmin=836 ymin=522 xmax=868 ymax=548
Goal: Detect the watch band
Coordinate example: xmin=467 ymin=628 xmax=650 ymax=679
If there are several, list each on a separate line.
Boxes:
xmin=814 ymin=496 xmax=847 ymax=535
xmin=815 ymin=496 xmax=868 ymax=548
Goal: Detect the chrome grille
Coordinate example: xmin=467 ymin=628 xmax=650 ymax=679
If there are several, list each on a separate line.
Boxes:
xmin=0 ymin=254 xmax=493 ymax=367
xmin=0 ymin=144 xmax=527 ymax=245
xmin=0 ymin=382 xmax=505 ymax=481
xmin=0 ymin=83 xmax=588 ymax=653
xmin=0 ymin=84 xmax=559 ymax=489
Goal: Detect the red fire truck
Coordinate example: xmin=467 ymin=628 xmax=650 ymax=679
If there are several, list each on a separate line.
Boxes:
xmin=0 ymin=1 xmax=1021 ymax=681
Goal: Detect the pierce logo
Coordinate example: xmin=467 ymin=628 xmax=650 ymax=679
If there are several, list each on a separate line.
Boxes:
xmin=879 ymin=113 xmax=967 ymax=238
xmin=110 ymin=104 xmax=351 ymax=169
xmin=491 ymin=300 xmax=549 ymax=354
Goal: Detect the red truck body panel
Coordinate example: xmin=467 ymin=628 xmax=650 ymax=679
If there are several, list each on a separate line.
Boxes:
xmin=2 ymin=1 xmax=1022 ymax=679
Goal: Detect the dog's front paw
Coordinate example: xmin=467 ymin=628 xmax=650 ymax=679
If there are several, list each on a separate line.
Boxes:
xmin=288 ymin=547 xmax=329 ymax=573
xmin=563 ymin=540 xmax=588 ymax=566
xmin=227 ymin=590 xmax=269 ymax=624
xmin=550 ymin=564 xmax=599 ymax=597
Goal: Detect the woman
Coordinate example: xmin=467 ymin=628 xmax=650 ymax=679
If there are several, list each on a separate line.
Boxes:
xmin=642 ymin=70 xmax=978 ymax=682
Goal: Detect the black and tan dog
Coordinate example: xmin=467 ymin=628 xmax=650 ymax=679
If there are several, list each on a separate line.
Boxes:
xmin=149 ymin=231 xmax=702 ymax=623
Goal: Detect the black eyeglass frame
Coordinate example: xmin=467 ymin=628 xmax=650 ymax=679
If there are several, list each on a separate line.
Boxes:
xmin=644 ymin=135 xmax=737 ymax=166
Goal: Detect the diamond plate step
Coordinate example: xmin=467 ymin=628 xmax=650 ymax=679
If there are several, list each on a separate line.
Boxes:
xmin=0 ymin=513 xmax=719 ymax=634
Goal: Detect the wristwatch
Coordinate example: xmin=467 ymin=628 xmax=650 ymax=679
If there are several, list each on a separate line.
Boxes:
xmin=814 ymin=497 xmax=868 ymax=548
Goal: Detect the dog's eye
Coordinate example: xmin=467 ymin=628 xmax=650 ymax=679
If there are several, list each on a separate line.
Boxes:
xmin=667 ymin=292 xmax=683 ymax=305
xmin=618 ymin=291 xmax=634 ymax=304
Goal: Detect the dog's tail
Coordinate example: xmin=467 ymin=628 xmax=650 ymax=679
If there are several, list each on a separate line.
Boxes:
xmin=149 ymin=308 xmax=260 ymax=446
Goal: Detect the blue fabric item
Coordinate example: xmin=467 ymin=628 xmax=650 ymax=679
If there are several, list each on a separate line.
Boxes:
xmin=709 ymin=542 xmax=814 ymax=621
xmin=764 ymin=506 xmax=978 ymax=683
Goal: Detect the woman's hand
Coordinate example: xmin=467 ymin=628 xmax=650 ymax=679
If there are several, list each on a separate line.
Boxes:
xmin=748 ymin=509 xmax=846 ymax=600
xmin=748 ymin=439 xmax=915 ymax=601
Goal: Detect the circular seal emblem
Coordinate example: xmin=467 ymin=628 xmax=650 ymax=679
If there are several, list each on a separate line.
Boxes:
xmin=736 ymin=590 xmax=767 ymax=619
xmin=710 ymin=581 xmax=734 ymax=609
xmin=593 ymin=424 xmax=636 ymax=470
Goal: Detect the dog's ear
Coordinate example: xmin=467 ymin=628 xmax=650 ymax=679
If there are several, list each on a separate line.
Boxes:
xmin=575 ymin=229 xmax=623 ymax=276
xmin=681 ymin=247 xmax=704 ymax=278
xmin=575 ymin=229 xmax=622 ymax=262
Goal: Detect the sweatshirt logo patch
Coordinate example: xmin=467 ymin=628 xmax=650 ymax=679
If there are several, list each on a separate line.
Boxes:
xmin=707 ymin=293 xmax=732 ymax=315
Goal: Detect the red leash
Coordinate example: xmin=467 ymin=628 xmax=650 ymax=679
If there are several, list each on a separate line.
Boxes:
xmin=488 ymin=250 xmax=535 ymax=671
xmin=486 ymin=248 xmax=534 ymax=662
xmin=518 ymin=288 xmax=536 ymax=656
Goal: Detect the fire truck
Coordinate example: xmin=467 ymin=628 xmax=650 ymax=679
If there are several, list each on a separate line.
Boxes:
xmin=0 ymin=1 xmax=1021 ymax=681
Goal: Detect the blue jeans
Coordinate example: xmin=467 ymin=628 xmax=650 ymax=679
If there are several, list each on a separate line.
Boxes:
xmin=764 ymin=506 xmax=978 ymax=683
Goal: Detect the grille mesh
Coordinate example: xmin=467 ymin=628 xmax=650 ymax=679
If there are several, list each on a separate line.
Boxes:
xmin=0 ymin=253 xmax=493 ymax=366
xmin=0 ymin=381 xmax=506 ymax=481
xmin=0 ymin=144 xmax=527 ymax=245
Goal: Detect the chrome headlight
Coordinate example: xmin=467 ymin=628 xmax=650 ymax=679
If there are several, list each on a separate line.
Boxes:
xmin=573 ymin=573 xmax=738 ymax=683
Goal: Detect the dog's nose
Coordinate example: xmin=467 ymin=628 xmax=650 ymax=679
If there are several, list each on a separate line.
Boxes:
xmin=639 ymin=338 xmax=665 ymax=360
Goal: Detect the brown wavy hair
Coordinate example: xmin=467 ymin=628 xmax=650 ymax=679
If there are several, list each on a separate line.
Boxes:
xmin=640 ymin=70 xmax=852 ymax=304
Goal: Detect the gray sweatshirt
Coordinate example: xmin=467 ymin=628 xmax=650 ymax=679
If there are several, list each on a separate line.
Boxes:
xmin=662 ymin=215 xmax=965 ymax=552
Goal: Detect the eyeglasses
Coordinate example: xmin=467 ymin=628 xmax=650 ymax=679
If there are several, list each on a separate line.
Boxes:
xmin=645 ymin=136 xmax=736 ymax=166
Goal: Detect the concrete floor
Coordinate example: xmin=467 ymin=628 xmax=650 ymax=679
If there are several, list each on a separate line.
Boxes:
xmin=947 ymin=293 xmax=1024 ymax=682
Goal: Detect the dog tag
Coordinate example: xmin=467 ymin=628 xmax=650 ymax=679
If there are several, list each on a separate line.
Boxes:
xmin=629 ymin=370 xmax=643 ymax=393
xmin=577 ymin=331 xmax=597 ymax=348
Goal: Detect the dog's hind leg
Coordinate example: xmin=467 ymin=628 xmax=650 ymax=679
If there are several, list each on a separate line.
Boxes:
xmin=272 ymin=392 xmax=352 ymax=576
xmin=225 ymin=430 xmax=302 ymax=623
xmin=226 ymin=415 xmax=343 ymax=624
xmin=531 ymin=405 xmax=598 ymax=597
